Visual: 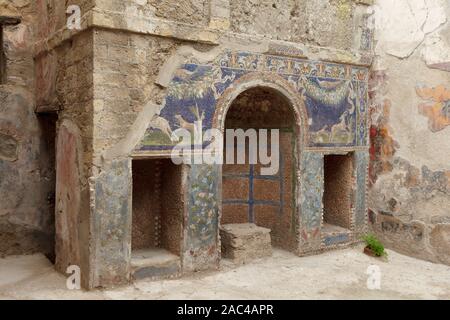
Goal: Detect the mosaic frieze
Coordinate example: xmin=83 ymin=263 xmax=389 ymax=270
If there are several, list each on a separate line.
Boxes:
xmin=135 ymin=51 xmax=369 ymax=153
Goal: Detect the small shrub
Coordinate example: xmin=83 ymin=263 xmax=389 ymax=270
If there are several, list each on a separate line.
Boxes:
xmin=362 ymin=234 xmax=387 ymax=257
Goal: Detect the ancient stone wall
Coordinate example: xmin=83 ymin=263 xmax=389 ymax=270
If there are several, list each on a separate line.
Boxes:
xmin=84 ymin=0 xmax=373 ymax=285
xmin=0 ymin=0 xmax=56 ymax=258
xmin=230 ymin=0 xmax=357 ymax=50
xmin=31 ymin=1 xmax=95 ymax=286
xmin=92 ymin=30 xmax=181 ymax=159
xmin=369 ymin=0 xmax=450 ymax=265
xmin=1 ymin=0 xmax=376 ymax=289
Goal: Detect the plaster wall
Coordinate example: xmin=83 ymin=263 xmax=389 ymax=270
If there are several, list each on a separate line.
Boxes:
xmin=369 ymin=0 xmax=450 ymax=265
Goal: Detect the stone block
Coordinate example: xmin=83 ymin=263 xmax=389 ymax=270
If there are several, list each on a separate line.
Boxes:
xmin=430 ymin=224 xmax=450 ymax=265
xmin=220 ymin=223 xmax=272 ymax=264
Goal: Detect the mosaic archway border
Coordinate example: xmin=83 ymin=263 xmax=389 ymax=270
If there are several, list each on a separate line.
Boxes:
xmin=213 ymin=71 xmax=309 ymax=145
xmin=133 ymin=50 xmax=369 ymax=157
xmin=213 ymin=72 xmax=308 ymax=252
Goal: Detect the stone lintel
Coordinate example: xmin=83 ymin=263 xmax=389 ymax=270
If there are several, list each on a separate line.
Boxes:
xmin=32 ymin=9 xmax=373 ymax=68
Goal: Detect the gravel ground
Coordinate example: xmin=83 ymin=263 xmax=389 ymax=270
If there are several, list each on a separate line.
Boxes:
xmin=1 ymin=245 xmax=450 ymax=300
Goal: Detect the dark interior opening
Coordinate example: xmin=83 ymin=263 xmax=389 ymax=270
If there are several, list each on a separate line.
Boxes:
xmin=132 ymin=159 xmax=183 ymax=257
xmin=323 ymin=153 xmax=354 ymax=233
xmin=37 ymin=112 xmax=58 ymax=264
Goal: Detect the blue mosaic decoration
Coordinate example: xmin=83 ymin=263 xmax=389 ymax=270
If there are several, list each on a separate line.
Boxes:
xmin=354 ymin=151 xmax=369 ymax=230
xmin=300 ymin=152 xmax=324 ymax=231
xmin=186 ymin=164 xmax=220 ymax=247
xmin=324 ymin=233 xmax=350 ymax=246
xmin=135 ymin=51 xmax=369 ymax=152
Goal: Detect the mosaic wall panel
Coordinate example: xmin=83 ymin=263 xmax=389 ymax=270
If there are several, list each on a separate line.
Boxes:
xmin=354 ymin=151 xmax=369 ymax=232
xmin=135 ymin=51 xmax=369 ymax=153
xmin=299 ymin=152 xmax=323 ymax=248
xmin=93 ymin=159 xmax=132 ymax=287
xmin=182 ymin=164 xmax=221 ymax=271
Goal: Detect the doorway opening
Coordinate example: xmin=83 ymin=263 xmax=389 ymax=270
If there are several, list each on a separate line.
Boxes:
xmin=322 ymin=153 xmax=354 ymax=235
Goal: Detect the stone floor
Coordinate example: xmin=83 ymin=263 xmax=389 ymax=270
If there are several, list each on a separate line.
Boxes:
xmin=1 ymin=245 xmax=450 ymax=300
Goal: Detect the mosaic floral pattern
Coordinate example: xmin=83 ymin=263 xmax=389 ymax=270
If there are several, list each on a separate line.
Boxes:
xmin=186 ymin=164 xmax=219 ymax=247
xmin=300 ymin=152 xmax=324 ymax=231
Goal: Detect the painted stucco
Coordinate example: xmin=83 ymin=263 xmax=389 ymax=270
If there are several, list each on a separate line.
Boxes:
xmin=369 ymin=0 xmax=450 ymax=265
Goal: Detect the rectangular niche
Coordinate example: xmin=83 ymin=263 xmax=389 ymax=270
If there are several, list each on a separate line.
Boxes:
xmin=131 ymin=159 xmax=183 ymax=256
xmin=323 ymin=153 xmax=354 ymax=233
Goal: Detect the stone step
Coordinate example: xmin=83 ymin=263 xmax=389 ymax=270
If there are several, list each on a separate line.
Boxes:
xmin=220 ymin=223 xmax=273 ymax=264
xmin=131 ymin=248 xmax=181 ymax=281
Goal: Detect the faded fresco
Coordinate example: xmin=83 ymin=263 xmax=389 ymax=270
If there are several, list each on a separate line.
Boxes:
xmin=135 ymin=51 xmax=369 ymax=153
xmin=416 ymin=85 xmax=450 ymax=133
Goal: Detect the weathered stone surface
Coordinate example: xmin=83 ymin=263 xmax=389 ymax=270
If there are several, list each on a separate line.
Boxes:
xmin=0 ymin=221 xmax=52 ymax=258
xmin=430 ymin=224 xmax=450 ymax=265
xmin=220 ymin=223 xmax=272 ymax=264
xmin=229 ymin=0 xmax=367 ymax=51
xmin=55 ymin=121 xmax=82 ymax=273
xmin=0 ymin=0 xmax=21 ymax=24
xmin=0 ymin=132 xmax=17 ymax=160
xmin=369 ymin=0 xmax=450 ymax=267
xmin=0 ymin=0 xmax=56 ymax=260
xmin=371 ymin=215 xmax=430 ymax=260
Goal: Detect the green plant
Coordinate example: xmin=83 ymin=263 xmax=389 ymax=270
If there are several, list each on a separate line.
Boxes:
xmin=362 ymin=234 xmax=388 ymax=257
